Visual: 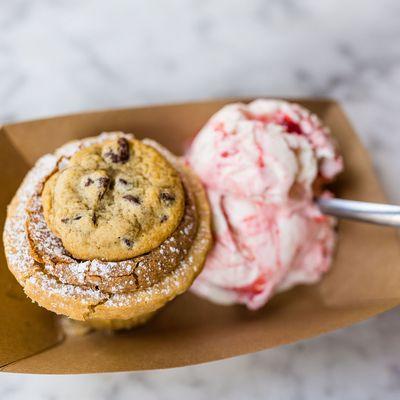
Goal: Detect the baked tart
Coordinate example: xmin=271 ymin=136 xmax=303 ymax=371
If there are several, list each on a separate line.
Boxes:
xmin=3 ymin=132 xmax=212 ymax=329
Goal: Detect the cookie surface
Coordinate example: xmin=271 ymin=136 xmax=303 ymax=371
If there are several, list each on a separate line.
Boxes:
xmin=42 ymin=137 xmax=185 ymax=261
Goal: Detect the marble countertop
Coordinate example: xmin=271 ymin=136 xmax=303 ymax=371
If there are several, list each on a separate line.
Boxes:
xmin=1 ymin=0 xmax=399 ymax=399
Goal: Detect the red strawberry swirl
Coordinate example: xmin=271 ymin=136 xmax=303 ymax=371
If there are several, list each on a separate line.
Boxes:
xmin=186 ymin=100 xmax=343 ymax=309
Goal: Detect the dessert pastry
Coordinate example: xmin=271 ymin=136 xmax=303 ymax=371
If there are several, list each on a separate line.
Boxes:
xmin=186 ymin=99 xmax=343 ymax=310
xmin=4 ymin=132 xmax=212 ymax=329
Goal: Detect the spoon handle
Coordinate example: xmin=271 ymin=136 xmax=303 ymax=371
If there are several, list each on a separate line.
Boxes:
xmin=317 ymin=198 xmax=400 ymax=228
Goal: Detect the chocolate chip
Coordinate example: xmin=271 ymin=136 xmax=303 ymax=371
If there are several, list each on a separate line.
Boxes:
xmin=122 ymin=238 xmax=133 ymax=248
xmin=97 ymin=177 xmax=110 ymax=199
xmin=61 ymin=215 xmax=82 ymax=223
xmin=160 ymin=191 xmax=175 ymax=205
xmin=117 ymin=138 xmax=130 ymax=162
xmin=98 ymin=176 xmax=110 ymax=188
xmin=104 ymin=137 xmax=130 ymax=164
xmin=85 ymin=178 xmax=94 ymax=187
xmin=123 ymin=194 xmax=141 ymax=204
xmin=160 ymin=214 xmax=168 ymax=223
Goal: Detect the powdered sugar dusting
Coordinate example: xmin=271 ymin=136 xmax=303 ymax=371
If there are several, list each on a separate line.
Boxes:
xmin=27 ymin=193 xmax=73 ymax=263
xmin=3 ymin=153 xmax=58 ymax=281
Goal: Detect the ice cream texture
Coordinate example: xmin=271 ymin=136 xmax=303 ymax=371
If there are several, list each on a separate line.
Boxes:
xmin=186 ymin=99 xmax=343 ymax=310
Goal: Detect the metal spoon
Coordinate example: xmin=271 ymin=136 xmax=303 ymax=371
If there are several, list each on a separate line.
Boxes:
xmin=317 ymin=198 xmax=400 ymax=228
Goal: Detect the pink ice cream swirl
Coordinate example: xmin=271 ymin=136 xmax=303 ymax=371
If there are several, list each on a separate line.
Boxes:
xmin=186 ymin=99 xmax=343 ymax=310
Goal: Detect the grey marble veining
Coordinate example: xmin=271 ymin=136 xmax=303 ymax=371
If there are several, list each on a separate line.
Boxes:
xmin=0 ymin=0 xmax=399 ymax=399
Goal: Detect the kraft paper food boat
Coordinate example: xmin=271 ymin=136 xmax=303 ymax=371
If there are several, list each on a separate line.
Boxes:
xmin=0 ymin=98 xmax=399 ymax=374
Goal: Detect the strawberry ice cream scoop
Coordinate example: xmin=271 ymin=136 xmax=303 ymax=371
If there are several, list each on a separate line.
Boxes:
xmin=186 ymin=99 xmax=343 ymax=310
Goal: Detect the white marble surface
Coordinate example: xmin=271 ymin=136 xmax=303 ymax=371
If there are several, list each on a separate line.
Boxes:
xmin=0 ymin=0 xmax=400 ymax=398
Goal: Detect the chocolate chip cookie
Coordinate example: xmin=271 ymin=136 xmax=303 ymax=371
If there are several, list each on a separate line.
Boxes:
xmin=42 ymin=136 xmax=185 ymax=261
